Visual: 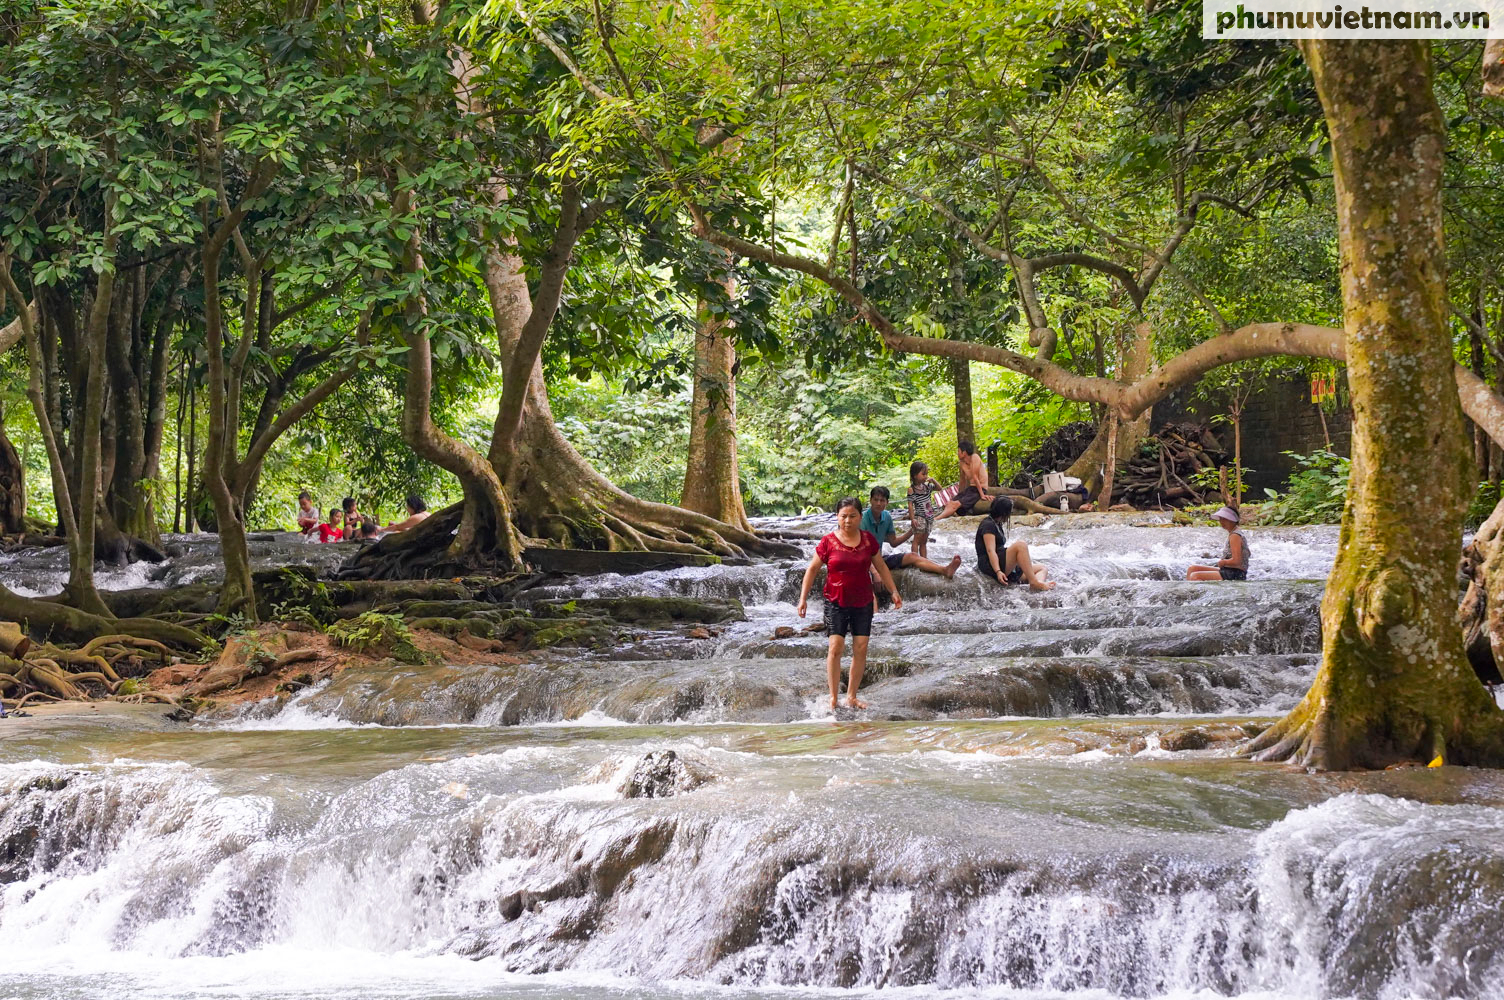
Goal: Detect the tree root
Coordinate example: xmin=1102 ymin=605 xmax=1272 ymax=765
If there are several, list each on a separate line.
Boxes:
xmin=0 ymin=584 xmax=210 ymax=649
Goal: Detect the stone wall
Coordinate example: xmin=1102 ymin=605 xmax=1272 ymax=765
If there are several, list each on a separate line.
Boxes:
xmin=1152 ymin=378 xmax=1352 ymax=493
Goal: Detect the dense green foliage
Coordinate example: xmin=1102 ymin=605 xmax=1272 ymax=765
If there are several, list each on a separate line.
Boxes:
xmin=1258 ymin=450 xmax=1350 ymax=526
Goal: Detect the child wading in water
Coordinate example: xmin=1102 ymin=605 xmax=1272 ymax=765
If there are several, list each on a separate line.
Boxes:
xmin=1186 ymin=506 xmax=1250 ymax=580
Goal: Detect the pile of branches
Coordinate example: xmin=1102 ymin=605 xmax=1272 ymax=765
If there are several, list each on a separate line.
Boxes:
xmin=1010 ymin=421 xmax=1097 ymax=487
xmin=0 ymin=623 xmax=178 ymax=711
xmin=1109 ymin=422 xmax=1228 ymax=508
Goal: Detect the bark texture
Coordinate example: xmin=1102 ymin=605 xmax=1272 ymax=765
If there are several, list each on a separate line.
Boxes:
xmin=681 ymin=289 xmax=751 ymax=532
xmin=1245 ymin=40 xmax=1504 ymax=769
xmin=0 ymin=419 xmax=24 ymax=534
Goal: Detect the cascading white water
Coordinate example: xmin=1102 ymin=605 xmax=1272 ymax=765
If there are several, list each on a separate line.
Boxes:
xmin=4 ymin=513 xmax=1500 ymax=999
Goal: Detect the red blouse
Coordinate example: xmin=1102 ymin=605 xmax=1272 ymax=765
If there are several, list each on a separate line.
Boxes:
xmin=816 ymin=530 xmax=879 ymax=608
xmin=317 ymin=523 xmax=342 ymax=544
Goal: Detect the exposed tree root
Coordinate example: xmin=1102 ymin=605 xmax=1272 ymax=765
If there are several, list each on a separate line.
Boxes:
xmin=0 ymin=583 xmax=209 ymax=649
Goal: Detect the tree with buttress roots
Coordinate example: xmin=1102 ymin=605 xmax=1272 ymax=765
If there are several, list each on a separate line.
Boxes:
xmin=343 ymin=3 xmax=792 ymax=582
xmin=518 ymin=0 xmax=1504 ymax=767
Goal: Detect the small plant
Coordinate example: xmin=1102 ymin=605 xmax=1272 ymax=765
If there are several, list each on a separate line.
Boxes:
xmin=202 ymin=612 xmax=256 ymax=639
xmin=115 ymin=678 xmax=145 ymax=696
xmin=1466 ymin=480 xmax=1503 ymax=531
xmin=1260 ymin=450 xmax=1351 ymax=525
xmin=327 ymin=612 xmax=427 ymax=665
xmin=271 ymin=603 xmax=326 ymax=630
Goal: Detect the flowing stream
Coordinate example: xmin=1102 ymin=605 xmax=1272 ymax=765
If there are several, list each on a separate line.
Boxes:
xmin=4 ymin=513 xmax=1504 ymax=1000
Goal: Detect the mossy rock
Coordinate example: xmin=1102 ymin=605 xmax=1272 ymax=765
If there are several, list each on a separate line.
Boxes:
xmin=406 ymin=616 xmax=472 ymax=637
xmin=533 ymin=596 xmax=745 ymax=626
xmin=396 ymin=600 xmax=505 ymax=620
xmin=530 ymin=621 xmax=616 ymax=649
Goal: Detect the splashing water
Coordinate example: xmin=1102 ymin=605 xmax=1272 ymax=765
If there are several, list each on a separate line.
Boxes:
xmin=3 ymin=514 xmax=1499 ymax=999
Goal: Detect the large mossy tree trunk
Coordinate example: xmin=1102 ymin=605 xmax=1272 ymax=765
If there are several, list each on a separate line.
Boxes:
xmin=1245 ymin=40 xmax=1504 ymax=769
xmin=681 ymin=287 xmax=751 ymax=533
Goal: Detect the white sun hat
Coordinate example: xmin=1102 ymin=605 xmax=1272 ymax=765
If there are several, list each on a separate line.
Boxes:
xmin=1212 ymin=506 xmax=1240 ymax=523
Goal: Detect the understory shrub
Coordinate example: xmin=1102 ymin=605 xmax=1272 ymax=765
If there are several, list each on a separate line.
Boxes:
xmin=1259 ymin=450 xmax=1350 ymax=525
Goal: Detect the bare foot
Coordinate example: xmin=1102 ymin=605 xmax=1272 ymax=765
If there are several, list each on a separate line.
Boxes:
xmin=829 ymin=696 xmax=839 ymax=710
xmin=846 ymin=696 xmax=868 ymax=709
xmin=1030 ymin=579 xmax=1056 ymax=591
xmin=945 ymin=555 xmax=961 ymax=579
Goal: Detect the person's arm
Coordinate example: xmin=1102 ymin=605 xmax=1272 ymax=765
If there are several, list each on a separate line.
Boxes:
xmin=1219 ymin=533 xmax=1244 ymax=568
xmin=985 ymin=532 xmax=1006 ymax=582
xmin=796 ymin=550 xmax=824 ymax=618
xmin=870 ymin=553 xmax=903 ymax=610
xmin=385 ymin=514 xmax=417 ymax=531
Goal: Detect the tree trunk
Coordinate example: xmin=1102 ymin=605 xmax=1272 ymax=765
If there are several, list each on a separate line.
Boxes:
xmin=1098 ymin=413 xmax=1118 ymax=507
xmin=951 ymin=356 xmax=975 ymax=449
xmin=1245 ymin=40 xmax=1504 ymax=769
xmin=345 ymin=198 xmax=524 ymax=582
xmin=483 ymin=249 xmax=784 ymax=559
xmin=1067 ymin=322 xmax=1155 ymax=492
xmin=681 ymin=286 xmax=751 ymax=532
xmin=0 ymin=417 xmax=24 ymax=534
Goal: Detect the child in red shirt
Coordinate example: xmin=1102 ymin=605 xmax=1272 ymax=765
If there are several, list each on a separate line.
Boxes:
xmin=317 ymin=509 xmax=344 ymax=544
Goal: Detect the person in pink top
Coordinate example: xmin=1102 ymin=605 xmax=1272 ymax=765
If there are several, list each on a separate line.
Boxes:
xmin=796 ymin=497 xmax=904 ymax=710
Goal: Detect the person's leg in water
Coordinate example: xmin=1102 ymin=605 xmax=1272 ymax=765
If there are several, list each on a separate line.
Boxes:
xmin=913 ymin=528 xmax=928 ymax=560
xmin=900 ymin=552 xmax=962 ymax=579
xmin=847 ymin=635 xmax=870 ymax=708
xmin=1186 ymin=565 xmax=1222 ymax=581
xmin=1005 ymin=539 xmax=1056 ymax=591
xmin=826 ymin=633 xmax=846 ymax=710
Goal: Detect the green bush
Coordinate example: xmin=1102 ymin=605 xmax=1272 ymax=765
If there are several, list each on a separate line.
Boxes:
xmin=1466 ymin=480 xmax=1503 ymax=531
xmin=328 ymin=612 xmax=427 ymax=665
xmin=1260 ymin=450 xmax=1350 ymax=525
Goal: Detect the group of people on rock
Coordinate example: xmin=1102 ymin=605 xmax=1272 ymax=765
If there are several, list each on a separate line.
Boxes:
xmin=796 ymin=440 xmax=1254 ymax=710
xmin=294 ymin=491 xmax=431 ymax=543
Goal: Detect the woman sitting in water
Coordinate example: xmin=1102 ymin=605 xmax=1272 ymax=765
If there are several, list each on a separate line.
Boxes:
xmin=976 ymin=496 xmax=1054 ymax=591
xmin=1186 ymin=506 xmax=1250 ymax=581
xmin=384 ymin=495 xmax=430 ymax=533
xmin=796 ymin=497 xmax=903 ymax=710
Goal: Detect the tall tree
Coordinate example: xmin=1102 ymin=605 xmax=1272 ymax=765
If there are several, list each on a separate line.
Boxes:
xmin=1244 ymin=40 xmax=1504 ymax=768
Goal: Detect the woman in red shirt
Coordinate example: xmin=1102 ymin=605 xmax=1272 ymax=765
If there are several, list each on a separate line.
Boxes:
xmin=796 ymin=497 xmax=903 ymax=710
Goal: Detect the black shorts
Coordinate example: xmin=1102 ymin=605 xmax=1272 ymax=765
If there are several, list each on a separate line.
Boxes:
xmin=823 ymin=601 xmax=874 ymax=637
xmin=981 ymin=564 xmax=1024 ymax=585
xmin=882 ymin=553 xmax=906 ymax=571
xmin=954 ymin=485 xmax=983 ymax=511
xmin=1220 ymin=567 xmax=1247 ymax=581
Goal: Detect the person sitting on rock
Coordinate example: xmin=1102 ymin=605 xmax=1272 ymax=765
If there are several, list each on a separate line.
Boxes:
xmin=359 ymin=515 xmax=380 ymax=540
xmin=936 ymin=440 xmax=988 ymax=520
xmin=976 ymin=496 xmax=1054 ymax=591
xmin=1186 ymin=506 xmax=1250 ymax=581
xmin=295 ymin=490 xmax=318 ymax=536
xmin=863 ymin=485 xmax=960 ymax=580
xmin=384 ymin=494 xmax=430 ymax=533
xmin=341 ymin=496 xmax=361 ymax=540
xmin=317 ymin=508 xmax=344 ymax=544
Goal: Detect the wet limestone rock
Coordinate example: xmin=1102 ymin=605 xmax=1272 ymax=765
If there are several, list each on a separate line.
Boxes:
xmin=533 ymin=596 xmax=745 ymax=626
xmin=618 ymin=749 xmax=713 ymax=799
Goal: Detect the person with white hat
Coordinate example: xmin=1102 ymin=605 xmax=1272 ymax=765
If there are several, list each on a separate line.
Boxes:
xmin=1186 ymin=506 xmax=1250 ymax=581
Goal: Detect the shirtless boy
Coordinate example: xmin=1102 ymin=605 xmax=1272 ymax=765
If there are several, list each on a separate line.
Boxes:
xmin=937 ymin=440 xmax=988 ymax=519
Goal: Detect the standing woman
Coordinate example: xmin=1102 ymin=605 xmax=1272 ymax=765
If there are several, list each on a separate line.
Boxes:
xmin=797 ymin=497 xmax=903 ymax=710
